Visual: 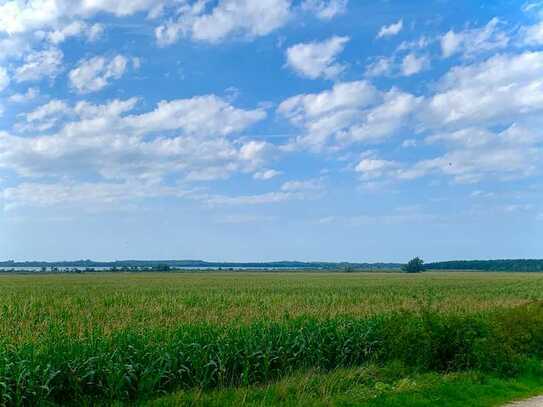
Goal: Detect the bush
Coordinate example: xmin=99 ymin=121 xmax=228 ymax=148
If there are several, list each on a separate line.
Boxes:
xmin=402 ymin=257 xmax=424 ymax=273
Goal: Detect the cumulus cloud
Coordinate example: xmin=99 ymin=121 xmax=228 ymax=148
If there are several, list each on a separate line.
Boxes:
xmin=0 ymin=37 xmax=28 ymax=61
xmin=155 ymin=0 xmax=290 ymax=45
xmin=301 ymin=0 xmax=348 ymax=20
xmin=349 ymin=124 xmax=541 ymax=186
xmin=397 ymin=36 xmax=432 ymax=52
xmin=422 ymin=51 xmax=543 ymax=128
xmin=123 ymin=96 xmax=266 ymax=136
xmin=0 ymin=96 xmax=269 ymax=193
xmin=355 ymin=156 xmax=400 ymax=180
xmin=281 ymin=178 xmax=324 ymax=192
xmin=0 ymin=67 xmax=10 ymax=92
xmin=399 ymin=125 xmax=541 ymax=183
xmin=15 ymin=48 xmax=63 ymax=82
xmin=204 ymin=191 xmax=293 ymax=206
xmin=2 ymin=181 xmax=191 ymax=211
xmin=520 ymin=21 xmax=543 ymax=45
xmin=401 ymin=53 xmax=429 ymax=76
xmin=69 ymin=55 xmax=128 ymax=93
xmin=364 ymin=51 xmax=543 ymax=183
xmin=377 ymin=19 xmax=403 ymax=38
xmin=365 ymin=56 xmax=393 ymax=77
xmin=19 ymin=99 xmax=71 ymax=131
xmin=0 ymin=0 xmax=162 ymax=35
xmin=278 ymin=81 xmax=420 ymax=150
xmin=26 ymin=100 xmax=70 ymax=122
xmin=8 ymin=87 xmax=39 ymax=103
xmin=366 ymin=53 xmax=429 ymax=77
xmin=205 ymin=178 xmax=324 ymax=205
xmin=253 ymin=169 xmax=282 ymax=180
xmin=285 ymin=36 xmax=349 ymax=80
xmin=440 ymin=18 xmax=510 ymax=58
xmin=46 ymin=21 xmax=104 ymax=44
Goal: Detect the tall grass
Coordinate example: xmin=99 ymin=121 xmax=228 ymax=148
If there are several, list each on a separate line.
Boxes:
xmin=1 ymin=302 xmax=543 ymax=405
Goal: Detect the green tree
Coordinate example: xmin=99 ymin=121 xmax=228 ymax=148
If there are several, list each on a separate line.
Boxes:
xmin=402 ymin=257 xmax=424 ymax=273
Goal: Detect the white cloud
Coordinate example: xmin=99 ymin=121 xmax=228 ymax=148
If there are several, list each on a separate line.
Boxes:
xmin=24 ymin=99 xmax=70 ymax=131
xmin=503 ymin=203 xmax=534 ymax=213
xmin=26 ymin=100 xmax=69 ymax=122
xmin=215 ymin=214 xmax=277 ymax=224
xmin=315 ymin=208 xmax=441 ymax=227
xmin=2 ymin=181 xmax=191 ymax=211
xmin=348 ymin=124 xmax=542 ymax=185
xmin=0 ymin=0 xmax=162 ymax=35
xmin=337 ymin=89 xmax=422 ymax=144
xmin=301 ymin=0 xmax=348 ymax=20
xmin=123 ymin=96 xmax=266 ymax=136
xmin=204 ymin=191 xmax=293 ymax=205
xmin=401 ymin=53 xmax=429 ymax=76
xmin=253 ymin=169 xmax=282 ymax=180
xmin=355 ymin=157 xmax=399 ymax=180
xmin=399 ymin=124 xmax=542 ymax=183
xmin=155 ymin=0 xmax=291 ymax=45
xmin=0 ymin=96 xmax=270 ymax=196
xmin=440 ymin=18 xmax=510 ymax=58
xmin=0 ymin=37 xmax=28 ymax=61
xmin=397 ymin=36 xmax=431 ymax=52
xmin=285 ymin=36 xmax=349 ymax=80
xmin=366 ymin=53 xmax=429 ymax=78
xmin=15 ymin=48 xmax=63 ymax=82
xmin=87 ymin=23 xmax=105 ymax=41
xmin=281 ymin=178 xmax=324 ymax=192
xmin=440 ymin=31 xmax=462 ymax=58
xmin=0 ymin=67 xmax=10 ymax=92
xmin=377 ymin=19 xmax=403 ymax=38
xmin=239 ymin=140 xmax=275 ymax=169
xmin=47 ymin=20 xmax=84 ymax=44
xmin=365 ymin=56 xmax=393 ymax=77
xmin=278 ymin=81 xmax=379 ymax=123
xmin=278 ymin=81 xmax=420 ymax=150
xmin=205 ymin=178 xmax=324 ymax=206
xmin=520 ymin=21 xmax=543 ymax=45
xmin=46 ymin=21 xmax=104 ymax=44
xmin=69 ymin=55 xmax=128 ymax=93
xmin=8 ymin=87 xmax=39 ymax=103
xmin=402 ymin=139 xmax=417 ymax=148
xmin=355 ymin=50 xmax=543 ymax=185
xmin=423 ymin=51 xmax=543 ymax=128
xmin=132 ymin=57 xmax=141 ymax=70
xmin=522 ymin=1 xmax=543 ymax=17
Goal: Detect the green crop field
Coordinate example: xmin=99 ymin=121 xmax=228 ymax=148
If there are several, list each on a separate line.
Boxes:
xmin=1 ymin=271 xmax=543 ymax=405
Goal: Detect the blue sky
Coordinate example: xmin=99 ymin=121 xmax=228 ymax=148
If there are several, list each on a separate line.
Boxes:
xmin=1 ymin=0 xmax=542 ymax=262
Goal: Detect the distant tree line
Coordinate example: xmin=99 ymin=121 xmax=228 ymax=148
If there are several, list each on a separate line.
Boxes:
xmin=426 ymin=259 xmax=543 ymax=272
xmin=0 ymin=260 xmax=402 ymax=270
xmin=3 ymin=259 xmax=543 ymax=273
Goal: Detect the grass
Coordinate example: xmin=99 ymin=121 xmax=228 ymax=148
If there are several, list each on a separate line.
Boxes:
xmin=149 ymin=363 xmax=543 ymax=406
xmin=1 ymin=271 xmax=543 ymax=405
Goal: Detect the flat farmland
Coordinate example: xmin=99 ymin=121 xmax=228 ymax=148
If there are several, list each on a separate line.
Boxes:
xmin=1 ymin=272 xmax=543 ymax=405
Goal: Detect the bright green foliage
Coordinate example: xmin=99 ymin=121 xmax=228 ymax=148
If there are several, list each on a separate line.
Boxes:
xmin=1 ymin=303 xmax=543 ymax=404
xmin=0 ymin=272 xmax=543 ymax=405
xmin=149 ymin=363 xmax=543 ymax=407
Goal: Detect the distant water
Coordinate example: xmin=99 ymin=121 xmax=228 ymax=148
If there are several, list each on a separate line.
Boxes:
xmin=0 ymin=266 xmax=314 ymax=272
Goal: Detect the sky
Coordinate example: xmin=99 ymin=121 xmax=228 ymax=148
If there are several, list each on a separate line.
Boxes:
xmin=0 ymin=0 xmax=542 ymax=263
